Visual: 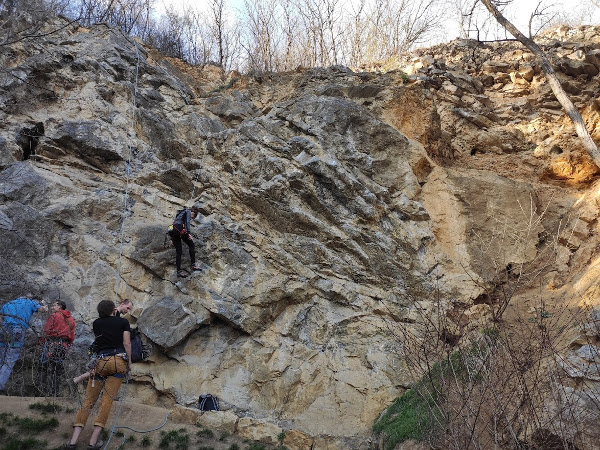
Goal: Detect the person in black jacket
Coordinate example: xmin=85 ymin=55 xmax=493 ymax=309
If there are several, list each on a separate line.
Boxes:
xmin=170 ymin=206 xmax=201 ymax=277
xmin=66 ymin=300 xmax=131 ymax=450
xmin=71 ymin=299 xmax=134 ymax=385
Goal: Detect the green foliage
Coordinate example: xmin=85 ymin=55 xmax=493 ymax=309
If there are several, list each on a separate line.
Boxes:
xmin=13 ymin=416 xmax=59 ymax=432
xmin=197 ymin=428 xmax=214 ymax=438
xmin=481 ymin=326 xmax=499 ymax=339
xmin=115 ymin=430 xmax=125 ymax=437
xmin=126 ymin=434 xmax=136 ymax=443
xmin=373 ymin=387 xmax=438 ymax=449
xmin=0 ymin=413 xmax=14 ymax=425
xmin=374 ymin=332 xmax=502 ymax=450
xmin=159 ymin=429 xmax=190 ymax=449
xmin=400 ymin=71 xmax=410 ymax=83
xmin=141 ymin=436 xmax=153 ymax=447
xmin=373 ymin=350 xmax=475 ymax=449
xmin=28 ymin=402 xmax=62 ymax=415
xmin=277 ymin=431 xmax=285 ymax=443
xmin=246 ymin=444 xmax=267 ymax=450
xmin=219 ymin=431 xmax=229 ymax=441
xmin=1 ymin=436 xmax=47 ymax=450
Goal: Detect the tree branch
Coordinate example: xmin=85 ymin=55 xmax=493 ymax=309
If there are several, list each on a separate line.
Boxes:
xmin=480 ymin=0 xmax=600 ymax=170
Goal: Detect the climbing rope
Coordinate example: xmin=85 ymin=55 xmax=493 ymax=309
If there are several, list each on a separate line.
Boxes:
xmin=113 ymin=36 xmax=141 ymax=303
xmin=188 ymin=119 xmax=210 ymax=204
xmin=100 ymin=373 xmax=171 ymax=450
xmin=101 ymin=373 xmax=171 ymax=450
xmin=102 ymin=34 xmax=153 ymax=449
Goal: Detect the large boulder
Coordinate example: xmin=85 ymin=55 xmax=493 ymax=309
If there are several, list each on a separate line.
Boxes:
xmin=137 ymin=296 xmax=211 ymax=349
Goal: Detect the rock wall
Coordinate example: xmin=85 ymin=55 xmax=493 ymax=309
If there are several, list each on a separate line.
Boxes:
xmin=2 ymin=13 xmax=600 ymax=448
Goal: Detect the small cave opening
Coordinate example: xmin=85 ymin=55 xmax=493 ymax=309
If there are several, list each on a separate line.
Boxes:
xmin=530 ymin=428 xmax=580 ymax=450
xmin=549 ymin=145 xmax=563 ymax=155
xmin=473 ymin=293 xmax=491 ymax=305
xmin=18 ymin=122 xmax=45 ymax=160
xmin=440 ymin=327 xmax=460 ymax=346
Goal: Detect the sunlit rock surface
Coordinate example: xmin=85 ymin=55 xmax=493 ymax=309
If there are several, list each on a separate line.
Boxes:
xmin=3 ymin=15 xmax=600 ymax=448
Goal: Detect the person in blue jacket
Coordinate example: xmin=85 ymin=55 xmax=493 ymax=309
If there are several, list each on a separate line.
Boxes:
xmin=0 ymin=295 xmax=48 ymax=391
xmin=170 ymin=206 xmax=202 ymax=277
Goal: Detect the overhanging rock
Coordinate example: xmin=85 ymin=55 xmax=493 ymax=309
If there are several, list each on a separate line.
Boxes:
xmin=137 ymin=296 xmax=211 ymax=350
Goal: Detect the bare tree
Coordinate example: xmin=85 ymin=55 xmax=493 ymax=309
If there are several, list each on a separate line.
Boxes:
xmin=374 ymin=207 xmax=597 ymax=449
xmin=527 ymin=1 xmax=558 ymax=38
xmin=295 ymin=0 xmax=326 ymax=66
xmin=479 ymin=0 xmax=600 ymax=170
xmin=209 ymin=0 xmax=227 ymax=68
xmin=343 ymin=0 xmax=445 ymax=68
xmin=57 ymin=0 xmax=154 ymax=39
xmin=178 ymin=6 xmax=212 ymax=65
xmin=278 ymin=0 xmax=302 ymax=70
xmin=209 ymin=0 xmax=242 ymax=71
xmin=0 ymin=0 xmax=81 ymax=48
xmin=242 ymin=0 xmax=280 ymax=72
xmin=146 ymin=9 xmax=186 ymax=60
xmin=343 ymin=0 xmax=367 ymax=67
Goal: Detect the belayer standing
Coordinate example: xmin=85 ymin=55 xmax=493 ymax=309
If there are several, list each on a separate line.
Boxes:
xmin=0 ymin=295 xmax=48 ymax=393
xmin=39 ymin=300 xmax=76 ymax=396
xmin=66 ymin=300 xmax=131 ymax=450
xmin=72 ymin=299 xmax=133 ymax=385
xmin=169 ymin=206 xmax=202 ymax=278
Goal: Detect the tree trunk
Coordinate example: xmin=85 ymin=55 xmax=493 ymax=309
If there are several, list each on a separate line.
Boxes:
xmin=480 ymin=0 xmax=600 ymax=170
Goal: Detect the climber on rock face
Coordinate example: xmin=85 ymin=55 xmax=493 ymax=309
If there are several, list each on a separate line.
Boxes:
xmin=169 ymin=205 xmax=201 ymax=278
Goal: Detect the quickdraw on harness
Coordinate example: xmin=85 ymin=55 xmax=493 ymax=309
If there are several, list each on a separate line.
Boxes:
xmin=165 ymin=211 xmax=189 ymax=247
xmin=168 ymin=223 xmax=187 ymax=237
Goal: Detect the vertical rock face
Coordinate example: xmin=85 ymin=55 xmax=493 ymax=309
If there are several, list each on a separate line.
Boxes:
xmin=2 ymin=14 xmax=600 ymax=447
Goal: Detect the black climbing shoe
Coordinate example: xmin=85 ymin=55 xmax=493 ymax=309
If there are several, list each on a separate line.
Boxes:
xmin=87 ymin=440 xmax=104 ymax=450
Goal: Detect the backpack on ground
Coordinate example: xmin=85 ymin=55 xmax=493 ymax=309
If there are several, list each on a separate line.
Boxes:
xmin=130 ymin=327 xmax=152 ymax=363
xmin=199 ymin=394 xmax=219 ymax=411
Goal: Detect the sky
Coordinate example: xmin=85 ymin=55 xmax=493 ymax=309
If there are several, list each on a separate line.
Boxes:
xmin=438 ymin=0 xmax=600 ymax=43
xmin=493 ymin=0 xmax=597 ymax=33
xmin=155 ymin=0 xmax=600 ymax=44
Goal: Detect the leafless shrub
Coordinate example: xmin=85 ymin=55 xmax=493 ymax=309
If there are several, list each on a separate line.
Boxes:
xmin=375 ymin=204 xmax=599 ymax=449
xmin=0 ymin=306 xmax=89 ymax=400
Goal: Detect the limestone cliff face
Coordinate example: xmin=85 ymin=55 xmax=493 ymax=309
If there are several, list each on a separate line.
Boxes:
xmin=2 ymin=13 xmax=600 ymax=449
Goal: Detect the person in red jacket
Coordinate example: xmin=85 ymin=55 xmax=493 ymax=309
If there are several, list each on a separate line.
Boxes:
xmin=39 ymin=300 xmax=75 ymax=396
